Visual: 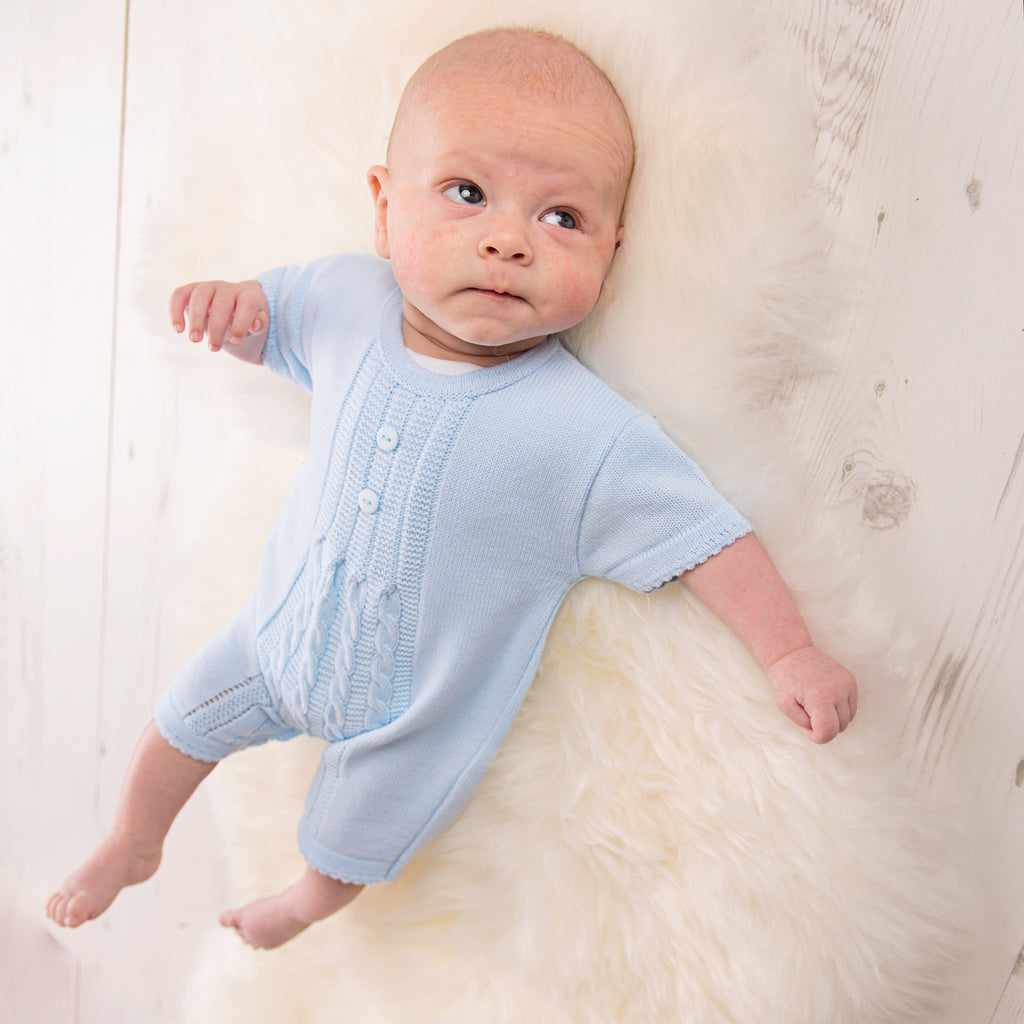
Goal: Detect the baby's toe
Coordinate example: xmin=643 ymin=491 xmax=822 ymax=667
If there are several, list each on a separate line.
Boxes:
xmin=63 ymin=892 xmax=93 ymax=927
xmin=48 ymin=887 xmax=93 ymax=928
xmin=219 ymin=908 xmax=239 ymax=930
xmin=45 ymin=891 xmax=66 ymax=924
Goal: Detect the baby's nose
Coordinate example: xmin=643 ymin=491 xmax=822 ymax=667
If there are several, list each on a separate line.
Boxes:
xmin=478 ymin=220 xmax=532 ymax=262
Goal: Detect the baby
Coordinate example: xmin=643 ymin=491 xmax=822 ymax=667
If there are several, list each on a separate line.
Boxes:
xmin=47 ymin=27 xmax=857 ymax=950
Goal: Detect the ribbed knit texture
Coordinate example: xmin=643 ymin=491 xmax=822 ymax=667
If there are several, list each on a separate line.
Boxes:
xmin=157 ymin=254 xmax=750 ymax=884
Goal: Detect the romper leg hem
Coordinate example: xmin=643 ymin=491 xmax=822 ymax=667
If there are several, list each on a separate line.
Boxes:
xmin=154 ymin=612 xmax=298 ymax=761
xmin=296 ymin=823 xmax=393 ymax=886
xmin=154 ymin=692 xmax=236 ymax=763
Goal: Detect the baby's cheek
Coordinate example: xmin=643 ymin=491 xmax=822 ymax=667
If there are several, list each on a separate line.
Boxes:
xmin=556 ymin=267 xmax=605 ymax=327
xmin=389 ymin=246 xmax=433 ymax=305
xmin=390 ymin=223 xmax=460 ymax=306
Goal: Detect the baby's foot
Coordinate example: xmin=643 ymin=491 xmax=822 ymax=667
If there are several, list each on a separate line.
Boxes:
xmin=219 ymin=893 xmax=312 ymax=950
xmin=219 ymin=871 xmax=363 ymax=950
xmin=46 ymin=833 xmax=162 ymax=928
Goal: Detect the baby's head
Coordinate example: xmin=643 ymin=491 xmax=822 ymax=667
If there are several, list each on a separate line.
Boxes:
xmin=368 ymin=28 xmax=634 ymax=364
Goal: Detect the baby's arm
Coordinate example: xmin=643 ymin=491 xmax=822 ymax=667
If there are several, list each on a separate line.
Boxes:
xmin=169 ymin=279 xmax=269 ymax=362
xmin=681 ymin=533 xmax=857 ymax=743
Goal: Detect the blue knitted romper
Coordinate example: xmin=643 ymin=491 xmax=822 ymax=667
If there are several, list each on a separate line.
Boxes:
xmin=155 ymin=254 xmax=750 ymax=884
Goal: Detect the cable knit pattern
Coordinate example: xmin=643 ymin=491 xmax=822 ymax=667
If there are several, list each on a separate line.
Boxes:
xmin=157 ymin=254 xmax=751 ymax=885
xmin=324 ymin=571 xmax=363 ymax=738
xmin=367 ymin=587 xmax=401 ymax=731
xmin=252 ymin=301 xmax=477 ymax=741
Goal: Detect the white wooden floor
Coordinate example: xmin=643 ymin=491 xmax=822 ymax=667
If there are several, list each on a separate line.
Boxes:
xmin=3 ymin=1 xmax=1023 ymax=1021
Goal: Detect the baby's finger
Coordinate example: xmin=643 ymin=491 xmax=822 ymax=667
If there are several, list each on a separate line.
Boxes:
xmin=225 ymin=290 xmax=267 ymax=345
xmin=169 ymin=284 xmax=195 ymax=334
xmin=183 ymin=282 xmax=217 ymax=343
xmin=839 ymin=698 xmax=856 ymax=735
xmin=779 ymin=695 xmax=812 ymax=733
xmin=204 ymin=289 xmax=242 ymax=352
xmin=808 ymin=701 xmax=841 ymax=744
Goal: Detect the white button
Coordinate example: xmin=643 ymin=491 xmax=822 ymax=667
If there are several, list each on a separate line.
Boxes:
xmin=376 ymin=425 xmax=399 ymax=452
xmin=358 ymin=489 xmax=379 ymax=514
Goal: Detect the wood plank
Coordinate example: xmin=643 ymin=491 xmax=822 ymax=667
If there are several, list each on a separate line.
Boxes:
xmin=990 ymin=946 xmax=1024 ymax=1024
xmin=80 ymin=1 xmax=239 ymax=1018
xmin=768 ymin=0 xmax=1024 ymax=780
xmin=1 ymin=1 xmax=224 ymax=1020
xmin=751 ymin=2 xmax=1024 ymax=1020
xmin=0 ymin=0 xmax=127 ymax=1020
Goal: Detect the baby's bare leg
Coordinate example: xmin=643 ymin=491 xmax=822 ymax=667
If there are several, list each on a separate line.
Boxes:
xmin=46 ymin=720 xmax=215 ymax=928
xmin=220 ymin=866 xmax=364 ymax=949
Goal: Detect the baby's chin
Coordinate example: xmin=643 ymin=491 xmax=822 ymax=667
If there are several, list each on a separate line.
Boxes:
xmin=402 ymin=300 xmax=556 ymax=360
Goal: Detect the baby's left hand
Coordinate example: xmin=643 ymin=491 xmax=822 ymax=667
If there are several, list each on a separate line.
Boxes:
xmin=766 ymin=646 xmax=858 ymax=744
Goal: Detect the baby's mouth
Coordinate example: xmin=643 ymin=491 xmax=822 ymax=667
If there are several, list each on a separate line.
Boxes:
xmin=468 ymin=287 xmax=523 ymax=302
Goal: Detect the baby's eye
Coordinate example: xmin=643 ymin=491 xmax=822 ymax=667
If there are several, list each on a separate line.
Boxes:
xmin=540 ymin=209 xmax=577 ymax=230
xmin=443 ymin=182 xmax=486 ymax=206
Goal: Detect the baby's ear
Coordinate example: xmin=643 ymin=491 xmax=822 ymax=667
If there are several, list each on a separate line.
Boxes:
xmin=366 ymin=166 xmax=391 ymax=259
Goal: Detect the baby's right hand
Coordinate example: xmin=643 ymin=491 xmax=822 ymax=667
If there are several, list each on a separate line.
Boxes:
xmin=169 ymin=279 xmax=268 ymax=353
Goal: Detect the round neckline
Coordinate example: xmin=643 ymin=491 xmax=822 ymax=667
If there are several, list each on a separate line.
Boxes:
xmin=375 ymin=285 xmax=563 ymax=398
xmin=405 ymin=348 xmax=482 ymax=375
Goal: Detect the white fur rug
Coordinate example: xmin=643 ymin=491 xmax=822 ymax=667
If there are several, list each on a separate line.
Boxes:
xmin=123 ymin=0 xmax=976 ymax=1019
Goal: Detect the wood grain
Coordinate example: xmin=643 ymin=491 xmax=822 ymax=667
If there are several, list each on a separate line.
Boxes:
xmin=1 ymin=0 xmax=126 ymax=1018
xmin=990 ymin=946 xmax=1024 ymax=1024
xmin=1 ymin=2 xmax=227 ymax=1021
xmin=753 ymin=0 xmax=1024 ymax=779
xmin=754 ymin=2 xmax=1024 ymax=1019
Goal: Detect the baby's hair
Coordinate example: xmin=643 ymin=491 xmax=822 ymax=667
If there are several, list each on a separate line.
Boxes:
xmin=388 ymin=27 xmax=635 ymax=190
xmin=412 ymin=28 xmax=618 ymax=107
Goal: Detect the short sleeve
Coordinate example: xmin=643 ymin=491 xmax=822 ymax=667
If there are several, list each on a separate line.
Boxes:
xmin=256 ymin=262 xmax=315 ymax=392
xmin=577 ymin=414 xmax=751 ymax=592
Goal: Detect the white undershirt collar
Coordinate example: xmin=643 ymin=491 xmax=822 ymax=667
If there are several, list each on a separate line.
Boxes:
xmin=405 ymin=348 xmax=483 ymax=375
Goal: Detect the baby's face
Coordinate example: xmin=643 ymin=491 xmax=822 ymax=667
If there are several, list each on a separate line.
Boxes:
xmin=369 ymin=75 xmax=629 ymax=363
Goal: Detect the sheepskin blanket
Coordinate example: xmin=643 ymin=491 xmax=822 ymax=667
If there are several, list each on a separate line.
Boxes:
xmin=121 ymin=0 xmax=976 ymax=1019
